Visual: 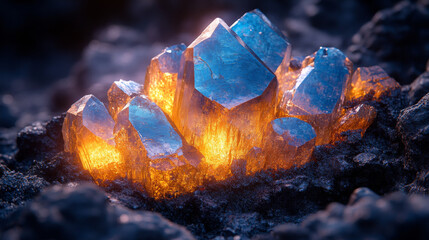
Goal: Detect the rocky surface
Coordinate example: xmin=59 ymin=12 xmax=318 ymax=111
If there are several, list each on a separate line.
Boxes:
xmin=1 ymin=89 xmax=425 ymax=239
xmin=347 ymin=1 xmax=429 ymax=85
xmin=406 ymin=63 xmax=429 ymax=105
xmin=1 ymin=183 xmax=195 ymax=240
xmin=259 ymin=188 xmax=429 ymax=240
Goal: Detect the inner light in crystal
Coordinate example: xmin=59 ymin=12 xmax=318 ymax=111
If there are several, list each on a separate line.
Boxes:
xmin=63 ymin=9 xmax=400 ymax=198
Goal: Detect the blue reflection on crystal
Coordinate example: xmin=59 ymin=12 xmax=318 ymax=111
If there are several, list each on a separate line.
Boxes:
xmin=291 ymin=47 xmax=349 ymax=115
xmin=271 ymin=117 xmax=316 ymax=147
xmin=191 ymin=19 xmax=274 ymax=109
xmin=82 ymin=95 xmax=116 ymax=145
xmin=114 ymin=79 xmax=142 ymax=96
xmin=231 ymin=9 xmax=291 ymax=72
xmin=157 ymin=44 xmax=187 ymax=73
xmin=128 ymin=95 xmax=182 ymax=158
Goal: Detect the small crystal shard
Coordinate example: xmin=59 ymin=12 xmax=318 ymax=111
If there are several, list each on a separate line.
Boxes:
xmin=144 ymin=44 xmax=186 ymax=116
xmin=107 ymin=80 xmax=142 ymax=120
xmin=331 ymin=104 xmax=377 ymax=142
xmin=244 ymin=147 xmax=265 ymax=175
xmin=345 ymin=66 xmax=400 ymax=103
xmin=231 ymin=9 xmax=291 ymax=73
xmin=63 ymin=95 xmax=123 ymax=180
xmin=263 ymin=117 xmax=316 ymax=170
xmin=115 ymin=95 xmax=202 ymax=198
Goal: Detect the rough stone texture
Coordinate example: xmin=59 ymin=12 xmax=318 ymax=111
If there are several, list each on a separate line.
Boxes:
xmin=0 ymin=164 xmax=48 ymax=223
xmin=262 ymin=188 xmax=429 ymax=240
xmin=347 ymin=1 xmax=429 ymax=85
xmin=407 ymin=69 xmax=429 ymax=105
xmin=397 ymin=92 xmax=429 ymax=169
xmin=0 ymin=183 xmax=195 ymax=240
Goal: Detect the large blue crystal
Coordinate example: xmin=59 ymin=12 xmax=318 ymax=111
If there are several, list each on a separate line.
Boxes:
xmin=190 ymin=18 xmax=275 ymax=109
xmin=290 ymin=47 xmax=350 ymax=115
xmin=121 ymin=95 xmax=182 ymax=158
xmin=271 ymin=117 xmax=316 ymax=147
xmin=156 ymin=44 xmax=187 ymax=73
xmin=231 ymin=9 xmax=291 ymax=72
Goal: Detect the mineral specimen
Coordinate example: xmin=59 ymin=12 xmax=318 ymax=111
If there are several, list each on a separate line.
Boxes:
xmin=62 ymin=9 xmax=396 ymax=198
xmin=345 ymin=66 xmax=400 ymax=103
xmin=263 ymin=117 xmax=316 ymax=169
xmin=277 ymin=47 xmax=353 ymax=145
xmin=144 ymin=44 xmax=186 ymax=117
xmin=114 ymin=95 xmax=202 ymax=197
xmin=63 ymin=95 xmax=123 ymax=181
xmin=107 ymin=80 xmax=142 ymax=120
xmin=172 ymin=18 xmax=276 ymax=178
xmin=331 ymin=104 xmax=377 ymax=142
xmin=231 ymin=9 xmax=291 ymax=73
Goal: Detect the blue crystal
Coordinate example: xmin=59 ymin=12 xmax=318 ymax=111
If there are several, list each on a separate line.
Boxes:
xmin=113 ymin=80 xmax=142 ymax=96
xmin=290 ymin=47 xmax=349 ymax=115
xmin=127 ymin=95 xmax=182 ymax=158
xmin=231 ymin=9 xmax=291 ymax=72
xmin=271 ymin=117 xmax=316 ymax=147
xmin=82 ymin=95 xmax=116 ymax=145
xmin=190 ymin=18 xmax=275 ymax=109
xmin=157 ymin=44 xmax=187 ymax=73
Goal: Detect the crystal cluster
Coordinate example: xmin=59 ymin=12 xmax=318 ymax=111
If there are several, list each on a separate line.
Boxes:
xmin=63 ymin=9 xmax=400 ymax=198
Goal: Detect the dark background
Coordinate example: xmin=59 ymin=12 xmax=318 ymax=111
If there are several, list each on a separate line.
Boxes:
xmin=0 ymin=0 xmax=427 ymax=129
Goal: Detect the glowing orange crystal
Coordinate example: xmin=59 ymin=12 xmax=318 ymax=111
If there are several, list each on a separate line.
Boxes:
xmin=114 ymin=95 xmax=203 ymax=197
xmin=107 ymin=80 xmax=142 ymax=120
xmin=345 ymin=66 xmax=400 ymax=103
xmin=171 ymin=18 xmax=276 ymax=179
xmin=144 ymin=44 xmax=186 ymax=117
xmin=263 ymin=117 xmax=316 ymax=170
xmin=331 ymin=104 xmax=377 ymax=143
xmin=61 ymin=9 xmax=392 ymax=198
xmin=63 ymin=95 xmax=123 ymax=181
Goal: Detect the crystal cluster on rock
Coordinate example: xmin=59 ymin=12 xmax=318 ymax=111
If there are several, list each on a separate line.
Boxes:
xmin=63 ymin=9 xmax=400 ymax=198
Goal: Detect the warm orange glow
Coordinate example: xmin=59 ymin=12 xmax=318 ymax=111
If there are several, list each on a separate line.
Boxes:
xmin=76 ymin=132 xmax=124 ymax=181
xmin=63 ymin=40 xmax=392 ymax=198
xmin=345 ymin=66 xmax=400 ymax=103
xmin=331 ymin=104 xmax=376 ymax=143
xmin=144 ymin=60 xmax=178 ymax=117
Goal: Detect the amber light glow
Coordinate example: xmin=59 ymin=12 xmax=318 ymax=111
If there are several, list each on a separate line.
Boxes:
xmin=63 ymin=10 xmax=401 ymax=198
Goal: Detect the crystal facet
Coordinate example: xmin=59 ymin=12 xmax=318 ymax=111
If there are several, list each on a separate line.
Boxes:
xmin=107 ymin=80 xmax=142 ymax=120
xmin=63 ymin=95 xmax=123 ymax=180
xmin=345 ymin=66 xmax=400 ymax=103
xmin=231 ymin=9 xmax=291 ymax=73
xmin=115 ymin=95 xmax=202 ymax=197
xmin=331 ymin=104 xmax=377 ymax=142
xmin=144 ymin=44 xmax=186 ymax=116
xmin=263 ymin=117 xmax=316 ymax=169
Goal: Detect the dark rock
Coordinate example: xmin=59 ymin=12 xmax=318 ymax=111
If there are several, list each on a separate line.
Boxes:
xmin=15 ymin=114 xmax=64 ymax=163
xmin=347 ymin=1 xmax=429 ymax=84
xmin=407 ymin=69 xmax=429 ymax=105
xmin=347 ymin=187 xmax=380 ymax=205
xmin=0 ymin=183 xmax=196 ymax=240
xmin=396 ymin=93 xmax=429 ymax=169
xmin=0 ymin=164 xmax=48 ymax=222
xmin=353 ymin=152 xmax=378 ymax=167
xmin=262 ymin=188 xmax=429 ymax=240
